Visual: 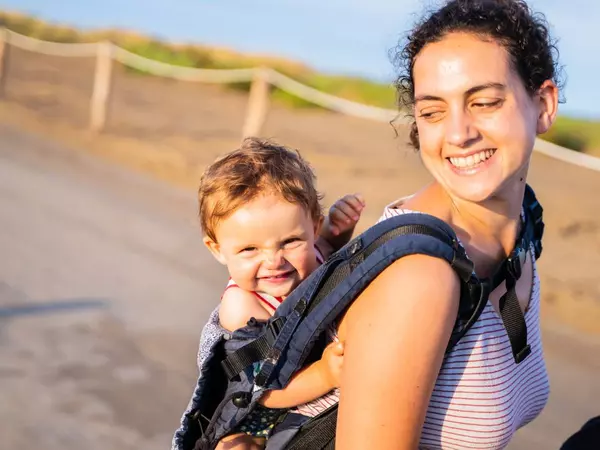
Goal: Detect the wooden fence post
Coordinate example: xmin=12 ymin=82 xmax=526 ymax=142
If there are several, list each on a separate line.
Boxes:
xmin=241 ymin=66 xmax=271 ymax=139
xmin=0 ymin=27 xmax=10 ymax=98
xmin=90 ymin=41 xmax=113 ymax=132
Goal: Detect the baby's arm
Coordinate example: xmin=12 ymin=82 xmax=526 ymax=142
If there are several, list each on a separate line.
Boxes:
xmin=317 ymin=193 xmax=366 ymax=257
xmin=258 ymin=340 xmax=344 ymax=409
xmin=219 ymin=287 xmax=272 ymax=333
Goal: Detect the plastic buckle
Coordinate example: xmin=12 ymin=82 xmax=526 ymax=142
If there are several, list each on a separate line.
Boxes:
xmin=507 ymin=246 xmax=526 ymax=280
xmin=515 ymin=344 xmax=531 ymax=364
xmin=347 ymin=238 xmax=362 ymax=256
xmin=265 ymin=317 xmax=285 ymax=344
xmin=451 ymin=252 xmax=474 ymax=282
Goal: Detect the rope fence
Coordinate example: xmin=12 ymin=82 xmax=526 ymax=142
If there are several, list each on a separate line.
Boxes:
xmin=1 ymin=27 xmax=599 ymax=172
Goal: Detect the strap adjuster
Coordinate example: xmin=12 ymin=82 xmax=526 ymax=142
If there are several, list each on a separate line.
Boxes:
xmin=515 ymin=344 xmax=531 ymax=364
xmin=220 ymin=316 xmax=286 ymax=380
xmin=507 ymin=246 xmax=526 ymax=280
xmin=266 ymin=316 xmax=284 ymax=341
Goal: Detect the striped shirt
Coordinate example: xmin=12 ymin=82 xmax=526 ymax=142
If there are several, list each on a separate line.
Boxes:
xmin=223 ymin=278 xmax=283 ymax=313
xmin=379 ymin=203 xmax=549 ymax=449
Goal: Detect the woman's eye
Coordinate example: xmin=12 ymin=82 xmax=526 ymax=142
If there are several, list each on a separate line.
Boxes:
xmin=472 ymin=99 xmax=503 ymax=109
xmin=419 ymin=110 xmax=443 ymax=120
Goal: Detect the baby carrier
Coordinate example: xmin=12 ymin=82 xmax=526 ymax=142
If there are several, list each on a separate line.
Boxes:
xmin=172 ymin=185 xmax=545 ymax=450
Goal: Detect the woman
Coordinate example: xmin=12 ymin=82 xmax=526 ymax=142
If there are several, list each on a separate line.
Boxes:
xmin=334 ymin=1 xmax=562 ymax=449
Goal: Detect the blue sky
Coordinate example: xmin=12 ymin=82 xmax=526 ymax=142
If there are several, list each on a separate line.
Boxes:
xmin=2 ymin=0 xmax=598 ymax=119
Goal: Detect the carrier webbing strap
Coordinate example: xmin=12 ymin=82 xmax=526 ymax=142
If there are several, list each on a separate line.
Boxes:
xmin=499 ymin=274 xmax=531 ymax=363
xmin=482 ymin=184 xmax=543 ymax=364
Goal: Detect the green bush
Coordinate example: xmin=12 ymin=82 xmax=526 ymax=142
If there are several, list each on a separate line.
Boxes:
xmin=542 ymin=116 xmax=600 ymax=153
xmin=120 ymin=40 xmax=200 ymax=75
xmin=545 ymin=130 xmax=587 ymax=152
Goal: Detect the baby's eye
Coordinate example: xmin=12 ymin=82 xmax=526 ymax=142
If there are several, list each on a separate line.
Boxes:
xmin=239 ymin=246 xmax=257 ymax=253
xmin=282 ymin=238 xmax=302 ymax=247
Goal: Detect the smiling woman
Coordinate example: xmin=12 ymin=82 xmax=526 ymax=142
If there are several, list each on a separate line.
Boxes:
xmin=333 ymin=1 xmax=562 ymax=449
xmin=409 ymin=31 xmax=557 ymax=203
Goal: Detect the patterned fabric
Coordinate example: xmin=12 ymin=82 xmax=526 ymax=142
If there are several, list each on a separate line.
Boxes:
xmin=235 ymin=404 xmax=287 ymax=438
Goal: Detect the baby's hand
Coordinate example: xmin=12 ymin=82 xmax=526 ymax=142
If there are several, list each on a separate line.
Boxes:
xmin=320 ymin=340 xmax=345 ymax=389
xmin=328 ymin=194 xmax=365 ymax=236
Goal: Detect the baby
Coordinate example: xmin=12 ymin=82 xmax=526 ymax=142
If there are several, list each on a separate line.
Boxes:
xmin=198 ymin=137 xmax=365 ymax=449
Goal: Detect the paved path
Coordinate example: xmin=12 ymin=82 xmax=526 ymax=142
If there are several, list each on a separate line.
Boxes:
xmin=0 ymin=124 xmax=597 ymax=449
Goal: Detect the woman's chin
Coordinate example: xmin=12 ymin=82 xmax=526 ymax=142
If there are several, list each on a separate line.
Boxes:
xmin=445 ymin=178 xmax=503 ymax=204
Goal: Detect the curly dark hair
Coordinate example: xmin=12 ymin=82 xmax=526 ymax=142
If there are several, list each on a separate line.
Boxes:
xmin=391 ymin=0 xmax=565 ymax=150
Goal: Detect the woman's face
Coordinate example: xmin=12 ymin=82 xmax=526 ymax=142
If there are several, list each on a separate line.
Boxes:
xmin=412 ymin=32 xmax=558 ymax=203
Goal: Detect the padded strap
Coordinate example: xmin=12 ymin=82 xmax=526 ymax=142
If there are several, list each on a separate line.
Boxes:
xmin=222 ymin=221 xmax=466 ymax=382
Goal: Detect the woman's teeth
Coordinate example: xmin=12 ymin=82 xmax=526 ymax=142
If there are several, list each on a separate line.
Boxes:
xmin=449 ymin=149 xmax=495 ymax=169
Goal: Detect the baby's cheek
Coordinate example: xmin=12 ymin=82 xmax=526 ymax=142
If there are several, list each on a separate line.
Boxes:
xmin=229 ymin=262 xmax=258 ymax=289
xmin=293 ymin=253 xmax=316 ymax=279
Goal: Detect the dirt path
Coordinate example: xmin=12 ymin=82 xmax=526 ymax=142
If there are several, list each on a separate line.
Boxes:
xmin=0 ymin=123 xmax=598 ymax=450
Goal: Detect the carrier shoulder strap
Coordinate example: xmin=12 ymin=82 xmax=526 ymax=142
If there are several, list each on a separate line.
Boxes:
xmin=221 ymin=218 xmax=472 ymax=382
xmin=223 ymin=186 xmax=544 ymax=383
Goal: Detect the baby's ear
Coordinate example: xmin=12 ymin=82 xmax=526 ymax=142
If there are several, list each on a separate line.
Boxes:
xmin=203 ymin=236 xmax=227 ymax=265
xmin=314 ymin=214 xmax=325 ymax=236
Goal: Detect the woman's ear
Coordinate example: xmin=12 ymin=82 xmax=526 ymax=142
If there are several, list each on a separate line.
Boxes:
xmin=536 ymin=79 xmax=559 ymax=135
xmin=203 ymin=236 xmax=227 ymax=265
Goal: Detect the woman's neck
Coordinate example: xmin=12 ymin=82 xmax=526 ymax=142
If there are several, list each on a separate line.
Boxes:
xmin=404 ymin=181 xmax=527 ymax=277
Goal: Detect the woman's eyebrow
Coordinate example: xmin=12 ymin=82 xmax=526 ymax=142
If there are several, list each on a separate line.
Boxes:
xmin=415 ymin=82 xmax=507 ymax=103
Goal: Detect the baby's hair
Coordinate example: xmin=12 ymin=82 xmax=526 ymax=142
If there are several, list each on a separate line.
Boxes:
xmin=198 ymin=137 xmax=323 ymax=242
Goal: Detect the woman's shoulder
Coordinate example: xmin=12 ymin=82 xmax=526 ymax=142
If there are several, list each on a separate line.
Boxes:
xmin=378 ymin=186 xmax=452 ymax=225
xmin=373 ymin=192 xmax=463 ymax=302
xmin=376 ymin=188 xmax=469 ymax=289
xmin=378 ymin=198 xmax=424 ymax=223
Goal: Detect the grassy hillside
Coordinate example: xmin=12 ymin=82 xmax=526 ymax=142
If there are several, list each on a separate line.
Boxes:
xmin=0 ymin=11 xmax=397 ymax=110
xmin=1 ymin=10 xmax=599 ymax=155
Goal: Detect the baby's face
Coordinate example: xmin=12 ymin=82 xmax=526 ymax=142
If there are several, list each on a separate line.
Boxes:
xmin=205 ymin=193 xmax=322 ymax=299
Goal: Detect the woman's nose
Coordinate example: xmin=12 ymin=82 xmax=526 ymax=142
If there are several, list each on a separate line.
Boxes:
xmin=445 ymin=108 xmax=479 ymax=148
